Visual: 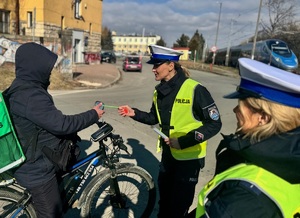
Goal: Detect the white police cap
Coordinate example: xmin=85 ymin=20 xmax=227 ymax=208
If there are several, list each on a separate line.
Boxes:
xmin=224 ymin=58 xmax=300 ymax=108
xmin=147 ymin=44 xmax=183 ymax=64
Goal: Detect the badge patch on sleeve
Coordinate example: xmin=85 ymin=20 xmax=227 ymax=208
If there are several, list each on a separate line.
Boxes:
xmin=195 ymin=131 xmax=204 ymax=142
xmin=208 ymin=106 xmax=220 ymax=120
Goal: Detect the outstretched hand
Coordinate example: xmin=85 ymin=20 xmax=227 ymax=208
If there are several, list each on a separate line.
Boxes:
xmin=118 ymin=105 xmax=135 ymax=117
xmin=93 ymin=102 xmax=105 ymax=119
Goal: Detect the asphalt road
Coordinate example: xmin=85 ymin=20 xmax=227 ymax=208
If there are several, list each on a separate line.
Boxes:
xmin=53 ymin=59 xmax=240 ymax=217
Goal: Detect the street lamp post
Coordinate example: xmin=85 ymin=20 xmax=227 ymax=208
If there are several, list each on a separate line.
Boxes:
xmin=212 ymin=2 xmax=222 ymax=65
xmin=251 ymin=0 xmax=263 ymax=60
xmin=225 ymin=19 xmax=235 ymax=66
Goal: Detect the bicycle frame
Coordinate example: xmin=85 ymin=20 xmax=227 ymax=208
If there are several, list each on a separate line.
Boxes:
xmin=61 ymin=149 xmax=103 ymax=207
xmin=61 ymin=130 xmax=128 ymax=209
xmin=0 ymin=142 xmax=108 ymax=218
xmin=1 ymin=121 xmax=148 ymax=217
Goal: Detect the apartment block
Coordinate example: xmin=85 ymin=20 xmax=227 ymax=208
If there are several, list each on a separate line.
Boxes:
xmin=112 ymin=31 xmax=161 ymax=55
xmin=0 ymin=0 xmax=102 ymax=64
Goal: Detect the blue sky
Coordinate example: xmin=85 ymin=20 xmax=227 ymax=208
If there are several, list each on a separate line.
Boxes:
xmin=102 ymin=0 xmax=300 ymax=49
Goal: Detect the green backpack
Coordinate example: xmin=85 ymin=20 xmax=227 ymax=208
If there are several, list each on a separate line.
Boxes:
xmin=0 ymin=91 xmax=25 ymax=173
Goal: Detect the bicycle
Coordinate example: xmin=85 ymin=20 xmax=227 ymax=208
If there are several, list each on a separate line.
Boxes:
xmin=0 ymin=120 xmax=156 ymax=218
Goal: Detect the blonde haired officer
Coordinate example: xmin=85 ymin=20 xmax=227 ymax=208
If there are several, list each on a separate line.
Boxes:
xmin=118 ymin=45 xmax=222 ymax=218
xmin=195 ymin=58 xmax=300 ymax=218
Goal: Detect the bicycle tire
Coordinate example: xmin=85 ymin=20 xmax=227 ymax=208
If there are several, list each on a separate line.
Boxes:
xmin=80 ymin=165 xmax=156 ymax=218
xmin=0 ymin=188 xmax=37 ymax=218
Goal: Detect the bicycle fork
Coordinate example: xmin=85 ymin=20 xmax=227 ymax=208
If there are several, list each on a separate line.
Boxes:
xmin=108 ymin=169 xmax=127 ymax=209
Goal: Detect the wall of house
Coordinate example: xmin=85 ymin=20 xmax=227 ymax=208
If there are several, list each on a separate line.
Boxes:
xmin=0 ymin=0 xmax=17 ymax=35
xmin=173 ymin=47 xmax=190 ymax=61
xmin=0 ymin=35 xmax=74 ymax=77
xmin=1 ymin=0 xmax=102 ymax=68
xmin=18 ymin=0 xmax=102 ymax=37
xmin=112 ymin=34 xmax=161 ymax=55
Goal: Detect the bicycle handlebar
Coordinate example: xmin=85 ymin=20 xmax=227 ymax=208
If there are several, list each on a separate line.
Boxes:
xmin=91 ymin=121 xmax=130 ymax=155
xmin=110 ymin=133 xmax=130 ymax=155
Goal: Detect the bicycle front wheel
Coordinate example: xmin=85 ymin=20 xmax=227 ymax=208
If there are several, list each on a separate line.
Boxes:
xmin=81 ymin=165 xmax=156 ymax=218
xmin=0 ymin=188 xmax=37 ymax=218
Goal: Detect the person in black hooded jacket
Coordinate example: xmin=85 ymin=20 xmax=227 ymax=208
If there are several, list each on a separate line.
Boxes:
xmin=7 ymin=42 xmax=104 ymax=218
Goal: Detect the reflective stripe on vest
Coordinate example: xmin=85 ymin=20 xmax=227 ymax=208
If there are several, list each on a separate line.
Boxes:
xmin=153 ymin=78 xmax=207 ymax=160
xmin=196 ymin=163 xmax=300 ymax=218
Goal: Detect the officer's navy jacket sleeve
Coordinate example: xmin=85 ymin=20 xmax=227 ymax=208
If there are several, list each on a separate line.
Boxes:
xmin=179 ymin=85 xmax=222 ymax=149
xmin=131 ymin=102 xmax=158 ymax=125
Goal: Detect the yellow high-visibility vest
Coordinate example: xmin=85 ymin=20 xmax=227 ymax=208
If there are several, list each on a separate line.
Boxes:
xmin=196 ymin=163 xmax=300 ymax=218
xmin=153 ymin=79 xmax=207 ymax=160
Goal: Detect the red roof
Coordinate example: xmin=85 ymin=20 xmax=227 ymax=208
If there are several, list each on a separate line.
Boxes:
xmin=172 ymin=47 xmax=189 ymax=50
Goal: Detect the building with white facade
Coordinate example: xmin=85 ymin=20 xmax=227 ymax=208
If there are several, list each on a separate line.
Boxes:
xmin=112 ymin=31 xmax=161 ymax=55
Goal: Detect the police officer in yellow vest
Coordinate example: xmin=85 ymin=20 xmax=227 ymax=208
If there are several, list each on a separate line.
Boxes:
xmin=118 ymin=45 xmax=222 ymax=217
xmin=195 ymin=58 xmax=300 ymax=218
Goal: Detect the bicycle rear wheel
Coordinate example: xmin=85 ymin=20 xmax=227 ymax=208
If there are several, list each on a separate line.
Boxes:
xmin=0 ymin=188 xmax=37 ymax=218
xmin=80 ymin=165 xmax=156 ymax=218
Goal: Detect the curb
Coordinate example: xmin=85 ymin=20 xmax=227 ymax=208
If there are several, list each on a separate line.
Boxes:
xmin=100 ymin=67 xmax=122 ymax=88
xmin=73 ymin=65 xmax=122 ymax=89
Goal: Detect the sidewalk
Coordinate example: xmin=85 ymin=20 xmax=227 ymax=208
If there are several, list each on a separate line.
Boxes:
xmin=72 ymin=62 xmax=121 ymax=88
xmin=70 ymin=62 xmax=238 ymax=89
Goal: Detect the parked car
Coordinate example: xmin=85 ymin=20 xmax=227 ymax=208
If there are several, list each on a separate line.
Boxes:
xmin=101 ymin=51 xmax=116 ymax=63
xmin=123 ymin=56 xmax=142 ymax=72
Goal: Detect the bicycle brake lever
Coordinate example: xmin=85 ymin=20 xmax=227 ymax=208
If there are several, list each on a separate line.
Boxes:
xmin=119 ymin=143 xmax=131 ymax=156
xmin=114 ymin=137 xmax=131 ymax=156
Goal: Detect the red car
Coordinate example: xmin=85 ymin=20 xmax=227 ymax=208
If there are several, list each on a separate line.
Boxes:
xmin=122 ymin=56 xmax=142 ymax=72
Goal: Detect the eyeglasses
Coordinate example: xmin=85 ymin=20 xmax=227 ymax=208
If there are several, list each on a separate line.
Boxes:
xmin=153 ymin=62 xmax=166 ymax=69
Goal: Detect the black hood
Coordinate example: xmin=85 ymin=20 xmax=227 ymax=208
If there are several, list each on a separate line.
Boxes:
xmin=15 ymin=42 xmax=58 ymax=88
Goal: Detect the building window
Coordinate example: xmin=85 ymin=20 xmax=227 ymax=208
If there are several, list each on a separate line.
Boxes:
xmin=89 ymin=23 xmax=92 ymax=34
xmin=74 ymin=0 xmax=82 ymax=19
xmin=61 ymin=16 xmax=65 ymax=30
xmin=0 ymin=10 xmax=10 ymax=33
xmin=119 ymin=38 xmax=121 ymax=42
xmin=27 ymin=11 xmax=32 ymax=28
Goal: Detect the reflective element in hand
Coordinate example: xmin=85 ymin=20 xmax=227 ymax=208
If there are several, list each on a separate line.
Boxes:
xmin=94 ymin=101 xmax=104 ymax=110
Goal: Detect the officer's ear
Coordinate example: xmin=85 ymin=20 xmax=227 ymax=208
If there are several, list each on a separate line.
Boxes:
xmin=258 ymin=112 xmax=270 ymax=125
xmin=167 ymin=61 xmax=175 ymax=72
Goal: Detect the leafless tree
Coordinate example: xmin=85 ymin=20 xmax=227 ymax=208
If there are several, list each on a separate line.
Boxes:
xmin=275 ymin=23 xmax=300 ymax=60
xmin=255 ymin=0 xmax=300 ymax=59
xmin=260 ymin=0 xmax=297 ymax=38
